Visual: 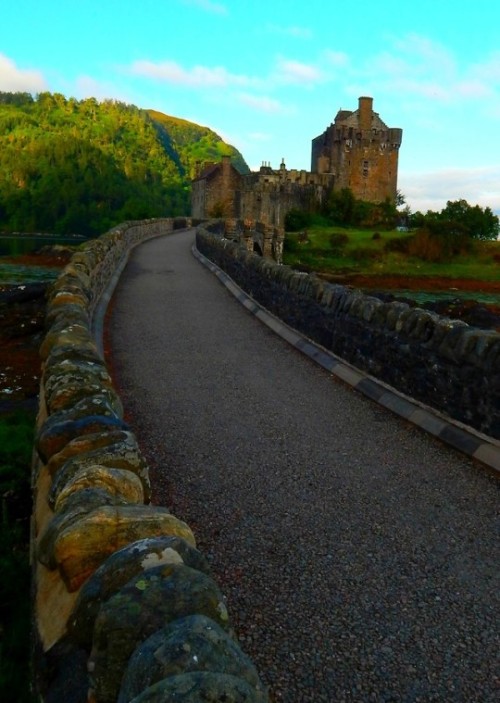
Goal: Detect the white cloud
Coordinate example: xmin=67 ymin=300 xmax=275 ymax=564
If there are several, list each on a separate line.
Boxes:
xmin=0 ymin=53 xmax=47 ymax=92
xmin=237 ymin=93 xmax=288 ymax=114
xmin=363 ymin=34 xmax=499 ymax=106
xmin=400 ymin=166 xmax=500 ymax=214
xmin=73 ymin=75 xmax=132 ymax=102
xmin=274 ymin=58 xmax=323 ymax=85
xmin=182 ymin=0 xmax=227 ymax=15
xmin=130 ymin=59 xmax=259 ymax=88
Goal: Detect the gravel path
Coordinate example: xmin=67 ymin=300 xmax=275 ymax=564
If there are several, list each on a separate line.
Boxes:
xmin=107 ymin=230 xmax=499 ymax=703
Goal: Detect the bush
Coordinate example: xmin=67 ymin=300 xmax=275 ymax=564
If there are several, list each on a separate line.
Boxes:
xmin=329 ymin=232 xmax=349 ymax=250
xmin=285 ymin=208 xmax=312 ymax=232
xmin=384 ymin=236 xmax=412 ymax=254
xmin=408 ymin=225 xmax=476 ymax=262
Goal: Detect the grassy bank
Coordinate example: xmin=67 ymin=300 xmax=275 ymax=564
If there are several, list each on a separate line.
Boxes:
xmin=0 ymin=408 xmax=36 ymax=702
xmin=283 ymin=226 xmax=500 ymax=282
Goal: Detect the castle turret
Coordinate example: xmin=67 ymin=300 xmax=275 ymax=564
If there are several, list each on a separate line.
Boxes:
xmin=358 ymin=96 xmax=373 ymax=130
xmin=311 ymin=96 xmax=402 ymax=202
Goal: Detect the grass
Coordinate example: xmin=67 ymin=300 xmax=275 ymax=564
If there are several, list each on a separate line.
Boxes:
xmin=0 ymin=408 xmax=36 ymax=702
xmin=283 ymin=226 xmax=500 ymax=282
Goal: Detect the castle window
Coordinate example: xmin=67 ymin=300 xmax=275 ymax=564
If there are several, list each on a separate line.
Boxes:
xmin=363 ymin=169 xmax=368 ymax=177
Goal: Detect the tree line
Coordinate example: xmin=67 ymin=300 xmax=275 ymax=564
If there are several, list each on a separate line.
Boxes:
xmin=0 ymin=91 xmax=247 ymax=236
xmin=285 ymin=187 xmax=499 ymax=242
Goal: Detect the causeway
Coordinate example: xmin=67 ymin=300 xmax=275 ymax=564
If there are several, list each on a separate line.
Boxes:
xmin=107 ymin=229 xmax=499 ymax=703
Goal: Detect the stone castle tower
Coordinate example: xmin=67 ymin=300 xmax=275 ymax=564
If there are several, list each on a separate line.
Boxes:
xmin=311 ymin=96 xmax=402 ymax=203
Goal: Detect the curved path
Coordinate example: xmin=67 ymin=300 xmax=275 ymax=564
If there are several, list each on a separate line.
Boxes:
xmin=107 ymin=230 xmax=499 ymax=703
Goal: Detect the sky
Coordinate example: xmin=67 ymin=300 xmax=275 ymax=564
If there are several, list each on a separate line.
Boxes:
xmin=1 ymin=0 xmax=500 ymax=214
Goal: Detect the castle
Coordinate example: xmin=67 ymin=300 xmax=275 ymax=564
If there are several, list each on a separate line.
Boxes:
xmin=191 ymin=96 xmax=402 ymax=234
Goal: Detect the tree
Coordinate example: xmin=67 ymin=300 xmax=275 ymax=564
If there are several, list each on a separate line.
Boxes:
xmin=439 ymin=199 xmax=499 ymax=240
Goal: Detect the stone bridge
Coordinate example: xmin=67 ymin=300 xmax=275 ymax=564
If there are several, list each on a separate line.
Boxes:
xmin=32 ymin=219 xmax=499 ymax=701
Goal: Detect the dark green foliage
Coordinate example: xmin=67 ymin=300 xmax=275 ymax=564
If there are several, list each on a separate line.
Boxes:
xmin=322 ymin=188 xmax=398 ymax=229
xmin=409 ymin=200 xmax=499 ymax=241
xmin=147 ymin=111 xmax=249 ymax=178
xmin=284 ymin=208 xmax=312 ymax=232
xmin=0 ymin=409 xmax=36 ymax=701
xmin=0 ymin=92 xmax=248 ymax=236
xmin=329 ymin=232 xmax=349 ymax=251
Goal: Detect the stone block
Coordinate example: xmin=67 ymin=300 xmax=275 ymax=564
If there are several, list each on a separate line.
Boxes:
xmin=48 ymin=434 xmax=149 ymax=508
xmin=68 ymin=537 xmax=210 ymax=648
xmin=54 ymin=465 xmax=144 ymax=512
xmin=51 ymin=505 xmax=195 ymax=591
xmin=123 ymin=672 xmax=268 ymax=702
xmin=118 ymin=614 xmax=263 ymax=703
xmin=36 ymin=415 xmax=129 ymax=463
xmin=88 ymin=564 xmax=229 ymax=703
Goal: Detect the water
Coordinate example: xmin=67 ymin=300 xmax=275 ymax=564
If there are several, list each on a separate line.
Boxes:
xmin=0 ymin=233 xmax=87 ymax=256
xmin=388 ymin=289 xmax=500 ymax=307
xmin=0 ymin=233 xmax=88 ymax=283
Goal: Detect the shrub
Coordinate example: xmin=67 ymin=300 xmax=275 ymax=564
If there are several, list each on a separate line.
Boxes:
xmin=285 ymin=208 xmax=312 ymax=232
xmin=408 ymin=225 xmax=475 ymax=262
xmin=329 ymin=232 xmax=349 ymax=250
xmin=384 ymin=236 xmax=412 ymax=254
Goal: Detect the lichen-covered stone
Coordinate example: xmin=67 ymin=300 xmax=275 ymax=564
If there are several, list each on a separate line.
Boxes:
xmin=45 ymin=302 xmax=90 ymax=329
xmin=126 ymin=672 xmax=268 ymax=702
xmin=44 ymin=343 xmax=103 ymax=369
xmin=44 ymin=366 xmax=115 ymax=412
xmin=89 ymin=564 xmax=230 ymax=703
xmin=48 ymin=433 xmax=150 ymax=507
xmin=39 ymin=323 xmax=96 ymax=361
xmin=46 ymin=429 xmax=133 ymax=476
xmin=118 ymin=614 xmax=263 ymax=703
xmin=37 ymin=488 xmax=131 ymax=570
xmin=68 ymin=537 xmax=210 ymax=647
xmin=53 ymin=465 xmax=144 ymax=512
xmin=36 ymin=414 xmax=129 ymax=463
xmin=41 ymin=393 xmax=123 ymax=425
xmin=43 ymin=357 xmax=109 ymax=388
xmin=52 ymin=505 xmax=195 ymax=591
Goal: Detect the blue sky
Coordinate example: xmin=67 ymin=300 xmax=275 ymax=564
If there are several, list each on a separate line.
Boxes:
xmin=1 ymin=0 xmax=500 ymax=214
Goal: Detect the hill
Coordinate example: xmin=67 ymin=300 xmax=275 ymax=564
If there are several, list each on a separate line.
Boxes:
xmin=0 ymin=92 xmax=248 ymax=236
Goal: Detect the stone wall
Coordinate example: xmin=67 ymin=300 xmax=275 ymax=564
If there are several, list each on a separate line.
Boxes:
xmin=33 ymin=219 xmax=268 ymax=702
xmin=196 ymin=226 xmax=500 ymax=440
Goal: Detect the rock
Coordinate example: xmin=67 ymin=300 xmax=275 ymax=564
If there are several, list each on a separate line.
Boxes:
xmin=46 ymin=429 xmax=133 ymax=477
xmin=68 ymin=537 xmax=210 ymax=648
xmin=37 ymin=488 xmax=131 ymax=570
xmin=48 ymin=433 xmax=150 ymax=507
xmin=39 ymin=323 xmax=96 ymax=361
xmin=51 ymin=505 xmax=195 ymax=591
xmin=118 ymin=614 xmax=262 ymax=703
xmin=36 ymin=414 xmax=129 ymax=463
xmin=89 ymin=564 xmax=230 ymax=703
xmin=53 ymin=464 xmax=144 ymax=512
xmin=125 ymin=671 xmax=268 ymax=702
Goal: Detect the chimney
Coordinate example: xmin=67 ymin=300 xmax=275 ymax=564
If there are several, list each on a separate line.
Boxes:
xmin=358 ymin=96 xmax=373 ymax=130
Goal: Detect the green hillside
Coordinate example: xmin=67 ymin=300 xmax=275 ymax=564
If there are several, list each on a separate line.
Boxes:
xmin=147 ymin=110 xmax=250 ymax=179
xmin=0 ymin=92 xmax=249 ymax=236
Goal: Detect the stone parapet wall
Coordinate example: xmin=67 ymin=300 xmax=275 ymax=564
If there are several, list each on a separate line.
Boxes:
xmin=196 ymin=226 xmax=500 ymax=440
xmin=33 ymin=219 xmax=268 ymax=702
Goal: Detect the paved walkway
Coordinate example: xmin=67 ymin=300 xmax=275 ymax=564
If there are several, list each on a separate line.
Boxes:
xmin=108 ymin=230 xmax=499 ymax=703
